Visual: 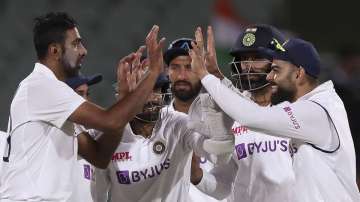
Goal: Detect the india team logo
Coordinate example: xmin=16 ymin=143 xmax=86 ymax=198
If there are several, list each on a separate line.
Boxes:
xmin=235 ymin=143 xmax=247 ymax=159
xmin=242 ymin=33 xmax=256 ymax=47
xmin=153 ymin=141 xmax=166 ymax=155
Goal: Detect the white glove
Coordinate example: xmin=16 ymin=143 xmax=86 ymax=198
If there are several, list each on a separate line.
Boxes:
xmin=188 ymin=93 xmax=234 ymax=157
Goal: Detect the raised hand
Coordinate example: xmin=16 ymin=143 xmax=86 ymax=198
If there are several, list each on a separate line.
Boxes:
xmin=189 ymin=27 xmax=209 ymax=79
xmin=145 ymin=25 xmax=166 ymax=75
xmin=116 ymin=53 xmax=134 ymax=100
xmin=205 ymin=26 xmax=224 ymax=79
xmin=129 ymin=45 xmax=146 ymax=91
xmin=116 ymin=46 xmax=146 ymax=99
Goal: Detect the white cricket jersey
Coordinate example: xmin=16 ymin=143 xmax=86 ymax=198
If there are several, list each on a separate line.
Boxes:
xmin=69 ymin=128 xmax=101 ymax=202
xmin=230 ymin=122 xmax=294 ymax=202
xmin=92 ymin=110 xmax=209 ymax=202
xmin=167 ymin=101 xmax=226 ymax=202
xmin=0 ymin=131 xmax=6 ymax=157
xmin=0 ymin=131 xmax=6 ymax=152
xmin=0 ymin=131 xmax=7 ymax=186
xmin=0 ymin=63 xmax=85 ymax=201
xmin=201 ymin=74 xmax=360 ymax=201
xmin=195 ymin=117 xmax=295 ymax=201
xmin=70 ymin=157 xmax=96 ymax=202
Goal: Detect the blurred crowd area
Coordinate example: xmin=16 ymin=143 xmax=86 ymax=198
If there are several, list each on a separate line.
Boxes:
xmin=0 ymin=0 xmax=359 ymax=180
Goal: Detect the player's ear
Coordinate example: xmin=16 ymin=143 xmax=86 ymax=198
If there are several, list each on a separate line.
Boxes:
xmin=48 ymin=43 xmax=62 ymax=60
xmin=297 ymin=67 xmax=307 ymax=85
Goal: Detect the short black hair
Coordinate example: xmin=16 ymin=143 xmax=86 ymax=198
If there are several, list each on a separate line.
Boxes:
xmin=33 ymin=12 xmax=78 ymax=60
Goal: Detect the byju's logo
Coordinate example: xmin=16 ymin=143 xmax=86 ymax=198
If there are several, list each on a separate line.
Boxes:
xmin=84 ymin=164 xmax=95 ymax=181
xmin=235 ymin=143 xmax=247 ymax=159
xmin=116 ymin=170 xmax=131 ymax=184
xmin=235 ymin=140 xmax=297 ymax=160
xmin=116 ymin=158 xmax=170 ymax=185
xmin=283 ymin=106 xmax=300 ymax=129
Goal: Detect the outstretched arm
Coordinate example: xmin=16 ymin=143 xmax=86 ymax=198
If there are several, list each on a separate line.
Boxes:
xmin=76 ymin=26 xmax=167 ymax=168
xmin=69 ymin=25 xmax=166 ymax=135
xmin=189 ymin=26 xmax=334 ymax=149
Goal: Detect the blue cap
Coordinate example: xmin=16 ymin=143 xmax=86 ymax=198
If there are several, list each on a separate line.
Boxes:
xmin=65 ymin=74 xmax=103 ymax=90
xmin=230 ymin=24 xmax=286 ymax=57
xmin=163 ymin=38 xmax=193 ymax=65
xmin=263 ymin=38 xmax=321 ymax=78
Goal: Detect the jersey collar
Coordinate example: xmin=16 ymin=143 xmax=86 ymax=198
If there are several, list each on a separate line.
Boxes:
xmin=33 ymin=62 xmax=58 ymax=80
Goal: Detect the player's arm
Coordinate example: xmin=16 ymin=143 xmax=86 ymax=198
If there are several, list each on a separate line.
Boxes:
xmin=69 ymin=25 xmax=165 ymax=135
xmin=76 ymin=128 xmax=121 ymax=168
xmin=201 ymin=74 xmax=336 ymax=149
xmin=189 ymin=26 xmax=336 ymax=149
xmin=194 ymin=158 xmax=238 ymax=200
xmin=91 ymin=167 xmax=111 ymax=202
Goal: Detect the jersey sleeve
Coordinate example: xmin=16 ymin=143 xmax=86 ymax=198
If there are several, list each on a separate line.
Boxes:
xmin=28 ymin=79 xmax=85 ymax=128
xmin=195 ymin=157 xmax=238 ymax=200
xmin=91 ymin=167 xmax=111 ymax=202
xmin=201 ymin=74 xmax=335 ymax=149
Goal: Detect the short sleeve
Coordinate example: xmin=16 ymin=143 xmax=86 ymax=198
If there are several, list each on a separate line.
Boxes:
xmin=28 ymin=78 xmax=85 ymax=128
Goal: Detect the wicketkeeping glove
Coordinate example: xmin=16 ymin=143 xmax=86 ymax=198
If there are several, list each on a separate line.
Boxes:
xmin=187 ymin=93 xmax=235 ymax=158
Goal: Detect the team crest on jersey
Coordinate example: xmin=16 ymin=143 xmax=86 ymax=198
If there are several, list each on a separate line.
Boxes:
xmin=242 ymin=32 xmax=256 ymax=47
xmin=153 ymin=141 xmax=166 ymax=154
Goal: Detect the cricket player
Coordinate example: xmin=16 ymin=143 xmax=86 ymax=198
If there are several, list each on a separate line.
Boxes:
xmin=164 ymin=37 xmax=227 ymax=202
xmin=191 ymin=25 xmax=296 ymax=202
xmin=91 ymin=63 xmax=233 ymax=201
xmin=0 ymin=12 xmax=166 ymax=201
xmin=65 ymin=73 xmax=103 ymax=202
xmin=190 ymin=26 xmax=360 ymax=201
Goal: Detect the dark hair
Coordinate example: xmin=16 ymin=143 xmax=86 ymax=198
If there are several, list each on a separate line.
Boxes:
xmin=33 ymin=12 xmax=78 ymax=60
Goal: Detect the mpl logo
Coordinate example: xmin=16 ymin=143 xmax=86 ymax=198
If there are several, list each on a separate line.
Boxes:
xmin=235 ymin=143 xmax=247 ymax=159
xmin=112 ymin=151 xmax=132 ymax=162
xmin=232 ymin=126 xmax=248 ymax=136
xmin=116 ymin=158 xmax=170 ymax=185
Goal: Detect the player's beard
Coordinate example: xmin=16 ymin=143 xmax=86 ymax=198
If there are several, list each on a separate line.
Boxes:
xmin=61 ymin=50 xmax=82 ymax=78
xmin=271 ymin=83 xmax=297 ymax=105
xmin=171 ymin=80 xmax=201 ymax=102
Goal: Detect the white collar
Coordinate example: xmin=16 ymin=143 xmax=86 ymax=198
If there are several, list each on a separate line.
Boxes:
xmin=33 ymin=62 xmax=58 ymax=80
xmin=298 ymin=80 xmax=334 ymax=101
